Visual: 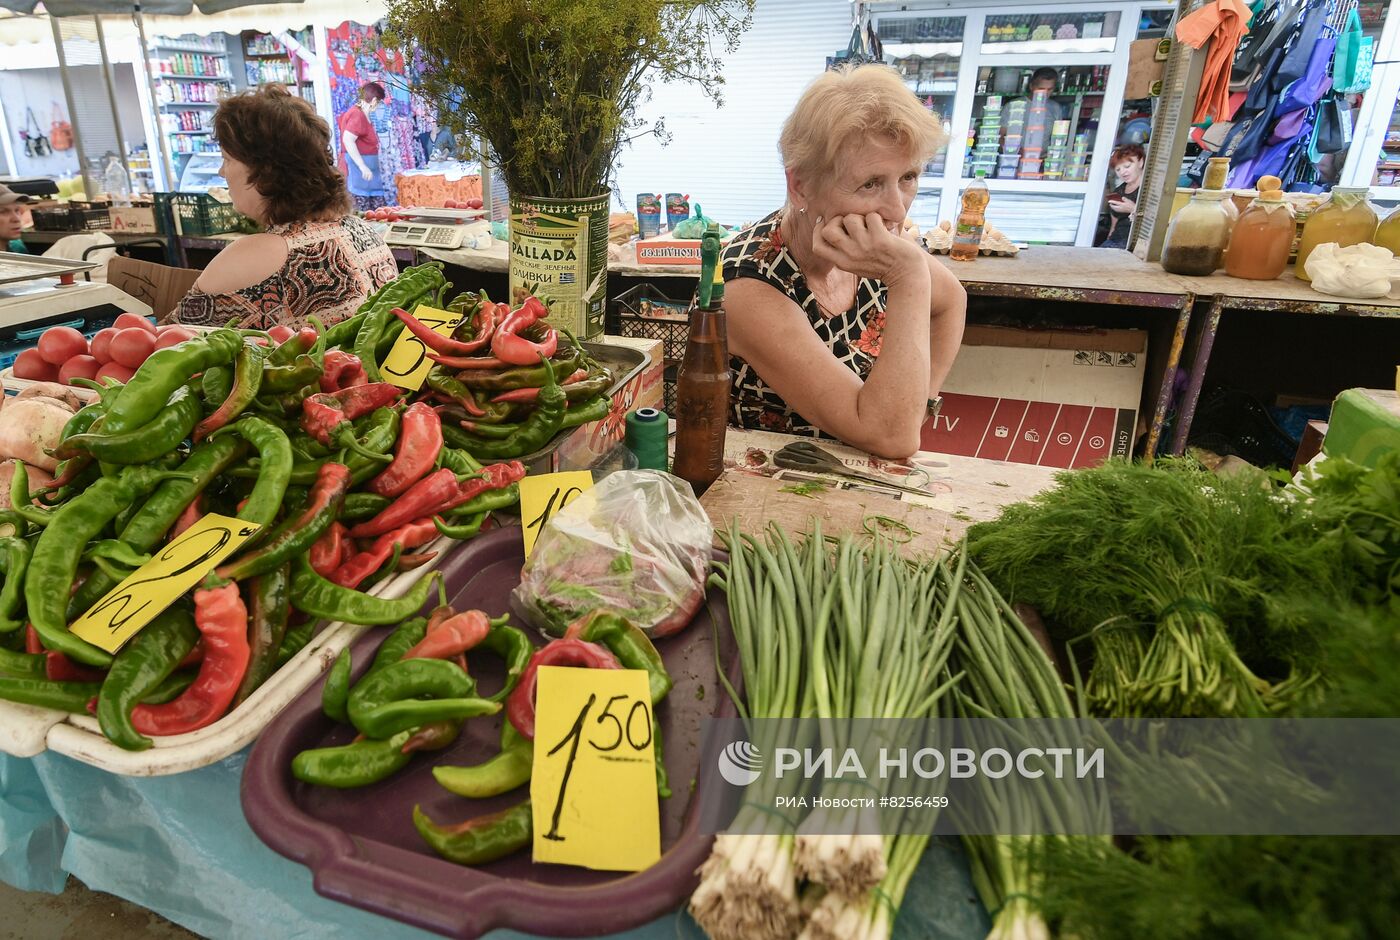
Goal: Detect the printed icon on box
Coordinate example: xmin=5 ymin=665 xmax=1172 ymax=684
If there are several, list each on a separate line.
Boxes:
xmin=1024 ymin=430 xmax=1040 ymax=443
xmin=1056 ymin=432 xmax=1073 ymax=445
xmin=1074 ymin=350 xmax=1093 ymax=366
xmin=1089 ymin=435 xmax=1106 ymax=449
xmin=1117 ymin=352 xmax=1138 ymax=367
xmin=1095 ymin=351 xmax=1114 ymax=366
xmin=994 ymin=426 xmax=1009 ymax=438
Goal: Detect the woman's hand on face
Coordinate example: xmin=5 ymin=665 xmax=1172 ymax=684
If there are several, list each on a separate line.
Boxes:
xmin=812 ymin=212 xmax=927 ymax=287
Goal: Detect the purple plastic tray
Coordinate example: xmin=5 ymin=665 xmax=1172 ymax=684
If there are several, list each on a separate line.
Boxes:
xmin=242 ymin=525 xmax=737 ymax=939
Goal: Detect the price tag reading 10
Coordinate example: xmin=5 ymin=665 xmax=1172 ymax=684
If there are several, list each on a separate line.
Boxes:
xmin=530 ymin=666 xmax=661 ymax=872
xmin=519 ymin=471 xmax=593 ymax=558
xmin=380 ymin=305 xmax=466 ymax=391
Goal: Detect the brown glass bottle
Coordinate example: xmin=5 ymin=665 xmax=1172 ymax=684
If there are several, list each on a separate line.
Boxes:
xmin=672 ymin=224 xmax=731 ymax=496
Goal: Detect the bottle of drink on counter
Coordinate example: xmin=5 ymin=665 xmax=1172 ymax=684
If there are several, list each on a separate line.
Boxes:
xmin=672 ymin=223 xmax=731 ymax=497
xmin=1225 ymin=190 xmax=1294 ymax=280
xmin=950 ymin=172 xmax=990 ymax=261
xmin=1294 ymin=187 xmax=1378 ymax=282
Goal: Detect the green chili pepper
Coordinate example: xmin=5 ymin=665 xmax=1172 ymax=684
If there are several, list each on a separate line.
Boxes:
xmin=103 ymin=329 xmax=242 ymax=434
xmin=568 ymin=610 xmax=672 ymax=703
xmin=0 ymin=538 xmax=32 ymax=633
xmin=355 ymin=264 xmax=445 ymax=382
xmin=454 ymin=352 xmax=583 ymax=392
xmin=275 ymin=617 xmax=315 ymax=668
xmin=0 ymin=678 xmax=104 ymax=713
xmin=143 ymin=669 xmax=197 ymax=705
xmin=0 ymin=647 xmax=46 ymax=678
xmin=322 ymin=310 xmax=367 ymax=351
xmin=440 ymin=357 xmax=566 ymax=460
xmin=346 ymin=657 xmax=497 ymax=739
xmin=425 ymin=367 xmax=477 ymax=409
xmin=58 ymin=383 xmax=202 ymax=465
xmin=96 ymin=607 xmax=199 ymax=751
xmin=654 ymin=717 xmax=671 ymax=799
xmin=218 ymin=463 xmax=349 ymax=582
xmin=261 ymin=355 xmax=321 ymax=393
xmin=28 ymin=465 xmax=193 ymax=668
xmin=195 ymin=346 xmax=262 ymax=440
xmin=0 ymin=511 xmax=25 ymax=539
xmin=235 ymin=563 xmax=291 ymax=706
xmin=346 ymin=407 xmax=402 ymax=487
xmin=560 ymin=394 xmax=611 ymax=430
xmin=214 ymin=416 xmax=292 ymax=534
xmin=81 ymin=539 xmax=150 ymax=569
xmin=413 ymin=799 xmax=532 ymax=865
xmin=433 ymin=721 xmax=533 ymax=797
xmin=322 ymin=648 xmax=352 ymax=724
xmin=292 ymin=730 xmax=412 ymax=788
xmin=8 ymin=463 xmax=54 ymax=529
xmin=340 ymin=493 xmax=391 ymax=521
xmin=66 ymin=436 xmax=248 ymax=622
xmin=202 ymin=365 xmax=233 ymax=406
xmin=437 ymin=446 xmax=483 ymax=476
xmin=480 ymin=622 xmax=532 ymax=704
xmin=443 ymin=482 xmax=520 ymax=518
xmin=432 ymin=511 xmax=488 ymax=540
xmin=368 ymin=616 xmax=428 ymax=676
xmin=290 ymin=557 xmax=442 ymax=627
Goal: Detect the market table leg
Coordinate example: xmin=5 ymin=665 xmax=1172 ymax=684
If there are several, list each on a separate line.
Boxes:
xmin=1143 ymin=293 xmax=1194 ymax=462
xmin=1170 ymin=294 xmax=1224 ymax=455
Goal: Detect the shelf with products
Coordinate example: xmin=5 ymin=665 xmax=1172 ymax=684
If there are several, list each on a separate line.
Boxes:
xmin=980 ymin=12 xmax=1121 ymax=54
xmin=153 ymin=33 xmax=227 ymax=53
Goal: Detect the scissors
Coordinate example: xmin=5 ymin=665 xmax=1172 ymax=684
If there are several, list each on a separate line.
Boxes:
xmin=773 ymin=441 xmax=932 ymax=497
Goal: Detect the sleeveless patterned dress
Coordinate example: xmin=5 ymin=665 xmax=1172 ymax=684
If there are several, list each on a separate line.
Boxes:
xmin=721 ymin=211 xmax=890 ymax=436
xmin=174 ymin=215 xmax=397 ymax=329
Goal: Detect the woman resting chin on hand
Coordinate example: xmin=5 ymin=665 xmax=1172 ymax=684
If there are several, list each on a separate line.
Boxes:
xmin=723 ymin=64 xmax=966 ymax=460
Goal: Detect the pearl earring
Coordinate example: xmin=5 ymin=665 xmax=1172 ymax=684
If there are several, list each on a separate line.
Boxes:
xmin=798 ymin=206 xmax=808 ymax=215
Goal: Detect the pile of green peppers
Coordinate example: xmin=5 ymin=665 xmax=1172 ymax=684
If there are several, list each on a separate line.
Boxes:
xmin=0 ymin=262 xmax=530 ymax=749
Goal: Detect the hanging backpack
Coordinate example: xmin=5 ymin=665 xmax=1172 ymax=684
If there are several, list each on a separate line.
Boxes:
xmin=21 ymin=108 xmax=51 ymax=158
xmin=50 ymin=103 xmax=73 ymax=152
xmin=1333 ymin=8 xmax=1374 ymax=94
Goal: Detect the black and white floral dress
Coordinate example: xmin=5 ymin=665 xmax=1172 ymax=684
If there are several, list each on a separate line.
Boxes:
xmin=721 ymin=211 xmax=890 ymax=437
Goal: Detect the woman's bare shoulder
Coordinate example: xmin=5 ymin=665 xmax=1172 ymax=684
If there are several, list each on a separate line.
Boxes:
xmin=194 ymin=232 xmax=288 ymax=295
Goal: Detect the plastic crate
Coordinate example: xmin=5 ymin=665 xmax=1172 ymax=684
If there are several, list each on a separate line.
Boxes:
xmin=28 ymin=202 xmax=111 ymax=232
xmin=0 ymin=312 xmax=155 ymax=373
xmin=165 ymin=192 xmax=244 ymax=236
xmin=615 ymin=284 xmax=690 ymax=365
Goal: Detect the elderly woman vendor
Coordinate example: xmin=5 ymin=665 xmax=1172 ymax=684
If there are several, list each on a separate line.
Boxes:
xmin=723 ymin=65 xmax=965 ymax=459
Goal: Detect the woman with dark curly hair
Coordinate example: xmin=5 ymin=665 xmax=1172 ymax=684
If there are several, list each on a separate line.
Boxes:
xmin=173 ymin=85 xmax=397 ymax=329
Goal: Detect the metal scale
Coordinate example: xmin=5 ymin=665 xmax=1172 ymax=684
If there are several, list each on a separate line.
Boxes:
xmin=0 ymin=252 xmax=152 ymax=334
xmin=382 ymin=207 xmax=492 ymax=251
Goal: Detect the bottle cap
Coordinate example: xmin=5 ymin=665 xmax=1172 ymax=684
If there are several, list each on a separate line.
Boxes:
xmin=1256 ymin=175 xmax=1282 ymax=193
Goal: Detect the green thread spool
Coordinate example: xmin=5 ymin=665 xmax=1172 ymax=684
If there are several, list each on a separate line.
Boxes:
xmin=625 ymin=408 xmax=669 ymax=471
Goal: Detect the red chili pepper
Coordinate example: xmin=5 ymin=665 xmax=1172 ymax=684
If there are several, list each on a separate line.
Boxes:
xmin=331 ymin=517 xmax=439 ymax=589
xmin=301 ymin=383 xmax=401 ymax=457
xmin=368 ymin=402 xmax=443 ymax=498
xmin=397 ymin=551 xmax=438 ymax=570
xmin=321 ymin=350 xmax=369 ymax=392
xmin=506 ymin=637 xmax=622 ymax=739
xmin=348 ymin=461 xmax=525 ymax=538
xmin=391 ymin=307 xmax=488 ymax=356
xmin=426 ymin=354 xmax=509 ymax=370
xmin=25 ymin=624 xmax=42 ymax=654
xmin=45 ymin=650 xmax=107 ymax=682
xmin=489 ymin=368 xmax=589 ymax=404
xmin=179 ymin=640 xmax=205 ymax=670
xmin=130 ymin=581 xmax=251 ymax=736
xmin=404 ymin=609 xmax=489 ymax=660
xmin=450 ymin=302 xmax=498 ymax=355
xmin=490 ymin=298 xmax=558 ymax=366
xmin=170 ymin=495 xmax=203 ymax=541
xmin=309 ymin=521 xmax=349 ymax=578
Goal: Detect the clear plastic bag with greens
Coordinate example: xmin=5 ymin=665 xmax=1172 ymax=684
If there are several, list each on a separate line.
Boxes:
xmin=510 ymin=470 xmax=714 ymax=638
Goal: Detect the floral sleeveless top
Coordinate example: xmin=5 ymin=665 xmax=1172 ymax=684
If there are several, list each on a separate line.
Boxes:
xmin=721 ymin=211 xmax=889 ymax=436
xmin=173 ymin=215 xmax=397 ymax=330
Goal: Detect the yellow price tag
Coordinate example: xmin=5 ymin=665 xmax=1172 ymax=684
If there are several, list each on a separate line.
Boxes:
xmin=519 ymin=470 xmax=593 ymax=558
xmin=530 ymin=666 xmax=661 ymax=872
xmin=70 ymin=513 xmax=261 ymax=654
xmin=380 ymin=305 xmax=467 ymax=391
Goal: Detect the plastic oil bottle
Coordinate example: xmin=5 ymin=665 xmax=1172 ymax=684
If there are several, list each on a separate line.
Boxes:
xmin=950 ymin=172 xmax=990 ymax=261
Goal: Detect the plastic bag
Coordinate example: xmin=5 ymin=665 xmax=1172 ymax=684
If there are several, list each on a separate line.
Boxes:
xmin=670 ymin=202 xmax=731 ymax=240
xmin=1303 ymin=242 xmax=1400 ymax=299
xmin=511 ymin=470 xmax=713 ymax=638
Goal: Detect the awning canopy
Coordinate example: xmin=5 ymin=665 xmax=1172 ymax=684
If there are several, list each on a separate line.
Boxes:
xmin=0 ymin=0 xmax=386 ymax=45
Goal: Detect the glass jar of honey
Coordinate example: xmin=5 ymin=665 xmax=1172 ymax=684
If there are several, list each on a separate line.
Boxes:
xmin=1294 ymin=187 xmax=1378 ymax=281
xmin=1161 ymin=190 xmax=1233 ymax=276
xmin=1375 ymin=205 xmax=1400 ymax=257
xmin=1225 ymin=191 xmax=1294 ymax=280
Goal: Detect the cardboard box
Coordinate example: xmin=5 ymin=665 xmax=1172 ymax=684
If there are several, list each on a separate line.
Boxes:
xmin=107 ymin=206 xmax=158 ymax=234
xmin=107 ymin=256 xmax=201 ymax=321
xmin=1125 ymin=38 xmax=1166 ymax=99
xmin=635 ymin=238 xmax=702 ymax=265
xmin=920 ymin=325 xmax=1148 ymax=468
xmin=1323 ymin=388 xmax=1400 ymax=469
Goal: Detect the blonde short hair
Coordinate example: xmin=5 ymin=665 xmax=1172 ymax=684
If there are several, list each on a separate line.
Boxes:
xmin=779 ymin=64 xmax=946 ymax=190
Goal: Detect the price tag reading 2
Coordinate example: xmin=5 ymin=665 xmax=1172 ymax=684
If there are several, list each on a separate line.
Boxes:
xmin=380 ymin=304 xmax=466 ymax=391
xmin=530 ymin=666 xmax=661 ymax=872
xmin=70 ymin=513 xmax=261 ymax=654
xmin=519 ymin=471 xmax=593 ymax=558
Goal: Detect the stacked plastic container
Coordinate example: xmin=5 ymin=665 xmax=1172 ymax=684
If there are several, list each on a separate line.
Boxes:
xmin=1017 ymin=89 xmax=1049 ymax=180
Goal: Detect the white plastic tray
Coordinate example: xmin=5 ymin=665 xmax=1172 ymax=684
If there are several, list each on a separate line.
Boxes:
xmin=0 ymin=560 xmax=442 ymax=775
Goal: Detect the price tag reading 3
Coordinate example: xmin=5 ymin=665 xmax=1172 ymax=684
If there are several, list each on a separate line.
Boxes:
xmin=519 ymin=470 xmax=593 ymax=558
xmin=380 ymin=304 xmax=466 ymax=391
xmin=70 ymin=513 xmax=260 ymax=654
xmin=530 ymin=666 xmax=661 ymax=872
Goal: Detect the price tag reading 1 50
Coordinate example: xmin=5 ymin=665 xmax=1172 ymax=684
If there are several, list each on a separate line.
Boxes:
xmin=530 ymin=666 xmax=661 ymax=871
xmin=381 ymin=305 xmax=466 ymax=391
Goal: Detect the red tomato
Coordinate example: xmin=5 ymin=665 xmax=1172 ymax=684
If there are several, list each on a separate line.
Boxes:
xmin=109 ymin=329 xmax=156 ymax=369
xmin=37 ymin=327 xmax=89 ymax=365
xmin=12 ymin=349 xmax=59 ymax=382
xmin=114 ymin=313 xmax=157 ymax=334
xmin=467 ymin=198 xmax=484 ymax=210
xmin=268 ymin=325 xmax=295 ymax=344
xmin=444 ymin=199 xmax=460 ymax=209
xmin=96 ymin=362 xmax=135 ymax=384
xmin=155 ymin=327 xmax=196 ymax=350
xmin=59 ymin=355 xmax=101 ymax=385
xmin=89 ymin=327 xmax=120 ymax=364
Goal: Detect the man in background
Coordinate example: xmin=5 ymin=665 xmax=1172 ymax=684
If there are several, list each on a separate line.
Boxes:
xmin=0 ymin=184 xmax=32 ymax=253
